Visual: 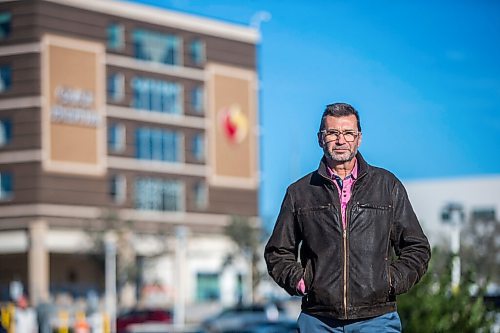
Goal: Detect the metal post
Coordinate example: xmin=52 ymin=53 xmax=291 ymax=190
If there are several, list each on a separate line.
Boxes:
xmin=174 ymin=226 xmax=188 ymax=329
xmin=104 ymin=233 xmax=117 ymax=333
xmin=442 ymin=203 xmax=464 ymax=292
xmin=450 ymin=209 xmax=462 ymax=291
xmin=247 ymin=251 xmax=253 ymax=304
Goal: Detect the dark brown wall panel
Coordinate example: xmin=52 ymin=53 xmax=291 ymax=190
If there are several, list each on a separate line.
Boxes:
xmin=183 ymin=127 xmax=205 ymax=165
xmin=38 ymin=173 xmax=108 ymax=206
xmin=206 ymin=36 xmax=256 ymax=69
xmin=0 ymin=107 xmax=41 ymax=150
xmin=0 ymin=163 xmax=39 ymax=205
xmin=182 ymin=81 xmax=205 ymax=118
xmin=209 ymin=187 xmax=258 ymax=216
xmin=0 ymin=54 xmax=40 ymax=98
xmin=37 ymin=2 xmax=106 ymax=43
xmin=0 ymin=0 xmax=38 ymax=45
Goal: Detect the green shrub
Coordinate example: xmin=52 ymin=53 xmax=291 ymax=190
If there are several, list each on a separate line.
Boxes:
xmin=397 ymin=249 xmax=494 ymax=333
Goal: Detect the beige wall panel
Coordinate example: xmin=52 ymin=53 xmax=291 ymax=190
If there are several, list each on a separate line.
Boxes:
xmin=213 ymin=75 xmax=252 ymax=178
xmin=48 ymin=45 xmax=98 ymax=94
xmin=50 ymin=124 xmax=98 ymax=164
xmin=207 ymin=63 xmax=258 ymax=189
xmin=41 ymin=34 xmax=106 ymax=176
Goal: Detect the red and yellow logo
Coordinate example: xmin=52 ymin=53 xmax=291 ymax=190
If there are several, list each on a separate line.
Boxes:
xmin=218 ymin=104 xmax=248 ymax=144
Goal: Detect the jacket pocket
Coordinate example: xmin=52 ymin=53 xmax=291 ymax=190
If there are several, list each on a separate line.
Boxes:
xmin=386 ymin=259 xmax=394 ymax=299
xmin=357 ymin=202 xmax=392 ymax=211
xmin=297 ymin=204 xmax=332 ymax=215
xmin=303 ymin=260 xmax=314 ymax=293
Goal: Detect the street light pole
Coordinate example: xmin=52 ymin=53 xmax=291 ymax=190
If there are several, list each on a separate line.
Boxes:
xmin=441 ymin=203 xmax=464 ymax=292
xmin=104 ymin=232 xmax=117 ymax=333
xmin=249 ymin=13 xmax=270 ymax=303
xmin=250 ymin=11 xmax=271 ymax=31
xmin=173 ymin=226 xmax=188 ymax=329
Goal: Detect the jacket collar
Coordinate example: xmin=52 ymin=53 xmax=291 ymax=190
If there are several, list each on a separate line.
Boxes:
xmin=317 ymin=152 xmax=369 ymax=180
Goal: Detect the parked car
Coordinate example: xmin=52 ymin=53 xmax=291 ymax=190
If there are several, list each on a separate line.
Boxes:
xmin=117 ymin=308 xmax=172 ymax=333
xmin=200 ymin=303 xmax=289 ymax=333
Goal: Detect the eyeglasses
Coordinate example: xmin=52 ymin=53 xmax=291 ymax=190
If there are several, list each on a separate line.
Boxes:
xmin=320 ymin=129 xmax=360 ymax=142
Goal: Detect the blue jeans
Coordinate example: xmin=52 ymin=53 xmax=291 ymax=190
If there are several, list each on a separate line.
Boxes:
xmin=298 ymin=311 xmax=402 ymax=332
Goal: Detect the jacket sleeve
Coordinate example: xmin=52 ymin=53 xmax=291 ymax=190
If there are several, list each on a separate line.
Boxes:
xmin=264 ymin=189 xmax=304 ymax=296
xmin=389 ymin=179 xmax=431 ymax=295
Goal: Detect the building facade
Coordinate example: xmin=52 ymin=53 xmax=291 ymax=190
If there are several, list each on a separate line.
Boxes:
xmin=404 ymin=176 xmax=500 ymax=248
xmin=0 ymin=0 xmax=260 ymax=309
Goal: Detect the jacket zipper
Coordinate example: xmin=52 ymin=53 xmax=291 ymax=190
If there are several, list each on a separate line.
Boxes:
xmin=342 ymin=172 xmax=366 ymax=319
xmin=343 ymin=227 xmax=348 ymax=318
xmin=319 ymin=169 xmax=367 ymax=320
xmin=342 ymin=194 xmax=352 ymax=319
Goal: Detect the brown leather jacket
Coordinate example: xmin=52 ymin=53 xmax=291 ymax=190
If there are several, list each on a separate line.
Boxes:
xmin=264 ymin=153 xmax=431 ymax=320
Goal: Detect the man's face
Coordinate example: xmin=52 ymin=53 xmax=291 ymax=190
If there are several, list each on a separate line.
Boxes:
xmin=318 ymin=115 xmax=362 ymax=163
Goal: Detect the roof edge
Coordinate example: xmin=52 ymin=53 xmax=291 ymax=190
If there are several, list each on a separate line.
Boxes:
xmin=42 ymin=0 xmax=260 ymax=44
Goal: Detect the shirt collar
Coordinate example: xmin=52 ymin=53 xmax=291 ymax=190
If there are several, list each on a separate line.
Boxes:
xmin=327 ymin=157 xmax=358 ymax=180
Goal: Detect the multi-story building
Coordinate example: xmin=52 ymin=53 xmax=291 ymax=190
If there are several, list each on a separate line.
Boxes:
xmin=404 ymin=176 xmax=500 ymax=247
xmin=0 ymin=0 xmax=260 ymax=309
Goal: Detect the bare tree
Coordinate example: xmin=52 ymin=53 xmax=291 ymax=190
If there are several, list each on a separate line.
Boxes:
xmin=224 ymin=216 xmax=264 ymax=302
xmin=88 ymin=210 xmax=170 ymax=305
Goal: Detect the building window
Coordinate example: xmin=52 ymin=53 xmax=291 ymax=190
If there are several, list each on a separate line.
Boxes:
xmin=135 ymin=178 xmax=182 ymax=211
xmin=196 ymin=272 xmax=220 ymax=302
xmin=191 ymin=133 xmax=204 ymax=161
xmin=108 ymin=123 xmax=126 ymax=153
xmin=0 ymin=12 xmax=11 ymax=40
xmin=0 ymin=171 xmax=13 ymax=201
xmin=0 ymin=119 xmax=12 ymax=147
xmin=110 ymin=174 xmax=127 ymax=204
xmin=107 ymin=73 xmax=125 ymax=102
xmin=189 ymin=39 xmax=205 ymax=65
xmin=135 ymin=127 xmax=180 ymax=162
xmin=191 ymin=86 xmax=204 ymax=114
xmin=131 ymin=77 xmax=182 ymax=114
xmin=107 ymin=23 xmax=125 ymax=51
xmin=471 ymin=208 xmax=496 ymax=222
xmin=0 ymin=66 xmax=12 ymax=93
xmin=193 ymin=181 xmax=207 ymax=210
xmin=132 ymin=29 xmax=180 ymax=66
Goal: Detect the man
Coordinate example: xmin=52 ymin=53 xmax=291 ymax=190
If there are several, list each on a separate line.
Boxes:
xmin=264 ymin=103 xmax=430 ymax=332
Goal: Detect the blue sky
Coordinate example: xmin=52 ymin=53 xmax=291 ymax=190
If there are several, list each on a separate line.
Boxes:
xmin=128 ymin=0 xmax=500 ymax=224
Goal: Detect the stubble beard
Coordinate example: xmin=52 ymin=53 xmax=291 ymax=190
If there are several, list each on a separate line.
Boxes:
xmin=325 ymin=146 xmax=357 ymax=163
